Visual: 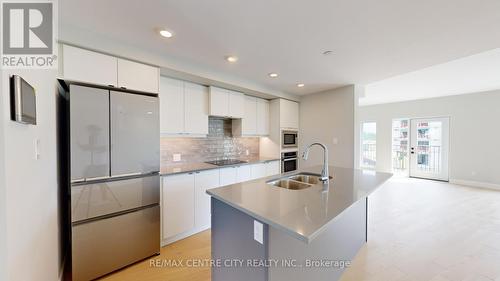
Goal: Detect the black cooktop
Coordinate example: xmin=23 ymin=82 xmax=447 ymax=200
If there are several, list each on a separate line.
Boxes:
xmin=205 ymin=159 xmax=248 ymax=166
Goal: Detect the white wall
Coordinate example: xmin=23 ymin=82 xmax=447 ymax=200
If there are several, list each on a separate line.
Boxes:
xmin=0 ymin=69 xmax=60 ymax=281
xmin=0 ymin=69 xmax=7 ymax=281
xmin=299 ymin=86 xmax=356 ymax=168
xmin=357 ymin=89 xmax=500 ymax=187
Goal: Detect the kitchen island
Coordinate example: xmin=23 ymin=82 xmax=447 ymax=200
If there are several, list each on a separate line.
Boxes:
xmin=207 ymin=165 xmax=392 ymax=281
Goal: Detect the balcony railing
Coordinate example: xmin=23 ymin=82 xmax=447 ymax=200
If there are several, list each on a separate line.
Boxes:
xmin=361 ymin=143 xmax=376 ymax=167
xmin=392 ymin=145 xmax=408 ymax=171
xmin=416 ymin=145 xmax=441 ymax=173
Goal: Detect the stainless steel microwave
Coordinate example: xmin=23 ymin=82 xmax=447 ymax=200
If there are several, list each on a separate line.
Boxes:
xmin=282 ymin=130 xmax=298 ymax=148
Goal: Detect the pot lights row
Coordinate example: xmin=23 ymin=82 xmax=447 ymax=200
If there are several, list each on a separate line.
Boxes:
xmin=158 ymin=28 xmax=304 ymax=88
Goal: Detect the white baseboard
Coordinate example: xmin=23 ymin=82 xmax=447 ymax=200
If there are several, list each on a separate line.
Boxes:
xmin=450 ymin=179 xmax=500 ymax=191
xmin=161 ymin=225 xmax=210 ymax=247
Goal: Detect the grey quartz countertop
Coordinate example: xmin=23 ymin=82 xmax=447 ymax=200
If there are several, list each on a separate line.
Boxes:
xmin=206 ymin=165 xmax=392 ymax=243
xmin=160 ymin=157 xmax=281 ymax=176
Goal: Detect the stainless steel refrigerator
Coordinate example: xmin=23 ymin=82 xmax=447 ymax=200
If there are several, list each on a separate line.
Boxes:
xmin=58 ymin=81 xmax=160 ymax=281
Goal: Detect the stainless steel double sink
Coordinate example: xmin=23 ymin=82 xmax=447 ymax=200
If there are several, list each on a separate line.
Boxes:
xmin=267 ymin=173 xmax=332 ymax=190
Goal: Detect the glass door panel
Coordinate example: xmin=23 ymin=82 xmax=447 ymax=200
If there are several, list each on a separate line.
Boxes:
xmin=409 ymin=117 xmax=449 ymax=181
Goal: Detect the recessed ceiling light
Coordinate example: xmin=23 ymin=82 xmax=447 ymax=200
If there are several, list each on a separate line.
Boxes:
xmin=159 ymin=29 xmax=173 ymax=38
xmin=322 ymin=50 xmax=333 ymax=55
xmin=268 ymin=73 xmax=278 ymax=78
xmin=297 ymin=83 xmax=305 ymax=88
xmin=225 ymin=56 xmax=238 ymax=63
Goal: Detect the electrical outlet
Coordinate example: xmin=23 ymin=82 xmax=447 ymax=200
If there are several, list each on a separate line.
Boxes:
xmin=332 ymin=137 xmax=339 ymax=145
xmin=246 ymin=149 xmax=250 ymax=156
xmin=173 ymin=153 xmax=181 ymax=162
xmin=254 ymin=220 xmax=263 ymax=244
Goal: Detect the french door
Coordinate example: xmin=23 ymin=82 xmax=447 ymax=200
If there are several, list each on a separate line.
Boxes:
xmin=409 ymin=117 xmax=449 ymax=181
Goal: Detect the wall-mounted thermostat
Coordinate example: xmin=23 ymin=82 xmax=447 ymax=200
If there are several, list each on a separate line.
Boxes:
xmin=10 ymin=75 xmax=37 ymax=125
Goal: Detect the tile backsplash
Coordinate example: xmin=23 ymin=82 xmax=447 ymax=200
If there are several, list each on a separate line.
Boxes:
xmin=160 ymin=117 xmax=259 ymax=166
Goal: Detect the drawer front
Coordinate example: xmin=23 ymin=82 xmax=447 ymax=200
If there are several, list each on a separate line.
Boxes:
xmin=72 ymin=205 xmax=160 ymax=281
xmin=71 ymin=175 xmax=160 ymax=222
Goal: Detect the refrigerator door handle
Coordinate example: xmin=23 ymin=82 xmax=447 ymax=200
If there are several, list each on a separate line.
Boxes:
xmin=110 ymin=172 xmax=143 ymax=178
xmin=71 ymin=176 xmax=110 ymax=184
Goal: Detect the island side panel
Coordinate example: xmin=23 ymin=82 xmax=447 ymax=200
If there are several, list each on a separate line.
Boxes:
xmin=268 ymin=197 xmax=367 ymax=281
xmin=211 ymin=198 xmax=269 ymax=281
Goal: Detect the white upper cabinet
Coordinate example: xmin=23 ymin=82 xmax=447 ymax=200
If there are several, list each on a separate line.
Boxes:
xmin=117 ymin=58 xmax=159 ymax=93
xmin=242 ymin=96 xmax=257 ymax=135
xmin=209 ymin=86 xmax=229 ymax=117
xmin=62 ymin=45 xmax=118 ymax=87
xmin=159 ymin=77 xmax=184 ymax=134
xmin=184 ymin=82 xmax=209 ymax=135
xmin=228 ymin=91 xmax=245 ymax=118
xmin=209 ymin=87 xmax=245 ymax=118
xmin=280 ymin=99 xmax=299 ymax=129
xmin=256 ymin=98 xmax=270 ymax=135
xmin=159 ymin=77 xmax=208 ymax=136
xmin=62 ymin=45 xmax=159 ymax=93
xmin=233 ymin=96 xmax=269 ymax=136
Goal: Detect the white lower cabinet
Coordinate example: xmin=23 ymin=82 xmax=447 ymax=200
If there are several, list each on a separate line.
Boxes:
xmin=162 ymin=161 xmax=281 ymax=244
xmin=162 ymin=173 xmax=195 ymax=240
xmin=250 ymin=163 xmax=267 ymax=180
xmin=266 ymin=160 xmax=281 ymax=176
xmin=237 ymin=165 xmax=252 ymax=183
xmin=194 ymin=170 xmax=220 ymax=231
xmin=219 ymin=167 xmax=238 ymax=186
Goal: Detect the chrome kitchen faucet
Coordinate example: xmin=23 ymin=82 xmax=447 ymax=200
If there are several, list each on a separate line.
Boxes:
xmin=302 ymin=142 xmax=330 ymax=182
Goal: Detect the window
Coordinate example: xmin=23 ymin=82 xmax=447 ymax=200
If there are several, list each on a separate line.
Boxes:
xmin=360 ymin=122 xmax=376 ymax=169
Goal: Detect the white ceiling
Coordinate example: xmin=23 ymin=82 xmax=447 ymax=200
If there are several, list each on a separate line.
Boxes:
xmin=360 ymin=48 xmax=500 ymax=105
xmin=60 ymin=0 xmax=500 ymax=96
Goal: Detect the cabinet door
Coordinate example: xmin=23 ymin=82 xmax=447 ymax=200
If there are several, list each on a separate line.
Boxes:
xmin=237 ymin=165 xmax=252 ymax=183
xmin=63 ymin=45 xmax=117 ymax=87
xmin=219 ymin=167 xmax=238 ymax=186
xmin=266 ymin=160 xmax=281 ymax=176
xmin=70 ymin=85 xmax=110 ymax=181
xmin=117 ymin=59 xmax=159 ymax=93
xmin=228 ymin=91 xmax=245 ymax=118
xmin=159 ymin=77 xmax=184 ymax=134
xmin=280 ymin=99 xmax=299 ymax=129
xmin=242 ymin=96 xmax=257 ymax=135
xmin=250 ymin=163 xmax=267 ymax=180
xmin=194 ymin=170 xmax=220 ymax=230
xmin=209 ymin=86 xmax=229 ymax=117
xmin=184 ymin=82 xmax=209 ymax=135
xmin=256 ymin=98 xmax=269 ymax=135
xmin=110 ymin=91 xmax=160 ymax=176
xmin=162 ymin=174 xmax=195 ymax=239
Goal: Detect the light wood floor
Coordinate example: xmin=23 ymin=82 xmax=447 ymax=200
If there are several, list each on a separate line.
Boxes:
xmin=99 ymin=178 xmax=500 ymax=281
xmin=98 ymin=230 xmax=211 ymax=281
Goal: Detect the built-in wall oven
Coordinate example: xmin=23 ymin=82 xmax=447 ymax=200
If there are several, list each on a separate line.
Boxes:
xmin=281 ymin=151 xmax=298 ymax=173
xmin=282 ymin=130 xmax=298 ymax=149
